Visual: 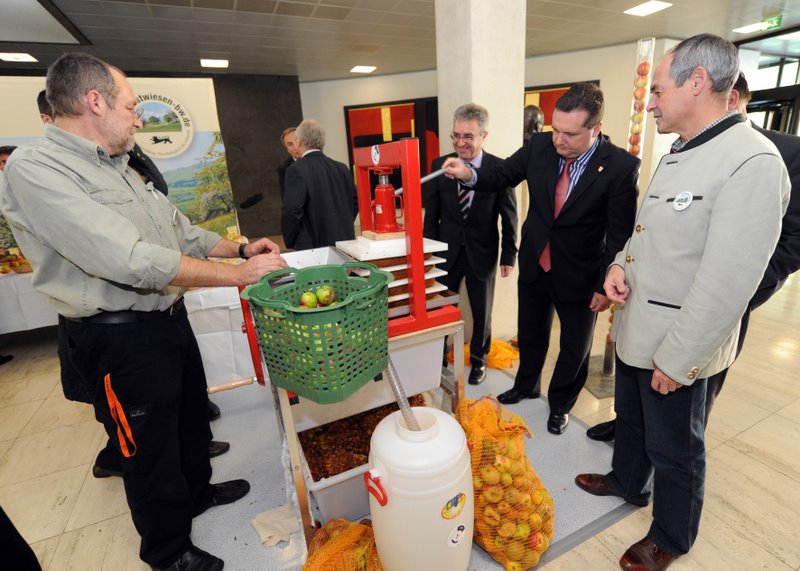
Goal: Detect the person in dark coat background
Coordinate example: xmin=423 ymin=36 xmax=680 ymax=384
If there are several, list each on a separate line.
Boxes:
xmin=281 ymin=119 xmax=358 ymax=250
xmin=276 ymin=126 xmax=302 ymax=202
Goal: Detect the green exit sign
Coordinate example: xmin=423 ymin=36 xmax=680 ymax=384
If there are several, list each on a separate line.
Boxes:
xmin=764 ymin=15 xmax=783 ymax=31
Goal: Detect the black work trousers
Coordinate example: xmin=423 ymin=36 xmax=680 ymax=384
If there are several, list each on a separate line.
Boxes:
xmin=62 ymin=307 xmax=213 ymax=568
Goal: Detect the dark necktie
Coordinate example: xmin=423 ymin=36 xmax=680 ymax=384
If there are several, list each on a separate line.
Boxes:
xmin=457 ymin=162 xmax=473 ymax=221
xmin=539 ymin=157 xmax=576 ymax=272
xmin=457 ymin=182 xmax=470 ymax=220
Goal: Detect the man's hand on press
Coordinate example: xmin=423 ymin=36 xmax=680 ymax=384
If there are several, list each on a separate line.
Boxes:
xmin=603 ymin=265 xmax=630 ymax=304
xmin=651 ymin=367 xmax=682 ymax=395
xmin=442 ymin=157 xmax=473 ymax=181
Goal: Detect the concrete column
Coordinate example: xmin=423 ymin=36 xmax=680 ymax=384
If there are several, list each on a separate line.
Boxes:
xmin=434 ymin=0 xmax=526 ymax=342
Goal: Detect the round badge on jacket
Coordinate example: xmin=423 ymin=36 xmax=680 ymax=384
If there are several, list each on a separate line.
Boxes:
xmin=673 ymin=191 xmax=693 ymax=211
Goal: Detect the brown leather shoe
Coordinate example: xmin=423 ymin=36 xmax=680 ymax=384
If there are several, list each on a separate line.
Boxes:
xmin=575 ymin=473 xmax=649 ymax=507
xmin=575 ymin=473 xmax=620 ymax=497
xmin=620 ymin=537 xmax=678 ymax=570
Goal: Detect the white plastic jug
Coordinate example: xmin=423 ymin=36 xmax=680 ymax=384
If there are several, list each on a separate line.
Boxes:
xmin=365 ymin=407 xmax=473 ymax=571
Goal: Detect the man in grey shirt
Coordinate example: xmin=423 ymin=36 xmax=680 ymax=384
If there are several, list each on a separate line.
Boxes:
xmin=1 ymin=53 xmax=287 ymax=570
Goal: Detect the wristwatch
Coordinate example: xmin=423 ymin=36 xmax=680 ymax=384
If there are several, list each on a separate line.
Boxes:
xmin=238 ymin=243 xmax=249 ymax=259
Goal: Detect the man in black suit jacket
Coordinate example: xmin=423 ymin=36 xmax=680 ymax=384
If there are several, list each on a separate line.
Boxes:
xmin=281 ymin=119 xmax=358 ymax=250
xmin=443 ymin=83 xmax=639 ymax=434
xmin=586 ymin=71 xmax=800 ymax=443
xmin=277 ymin=127 xmax=301 ymax=201
xmin=423 ymin=103 xmax=518 ymax=385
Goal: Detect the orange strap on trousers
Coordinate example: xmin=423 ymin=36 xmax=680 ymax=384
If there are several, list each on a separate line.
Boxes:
xmin=104 ymin=373 xmax=137 ymax=458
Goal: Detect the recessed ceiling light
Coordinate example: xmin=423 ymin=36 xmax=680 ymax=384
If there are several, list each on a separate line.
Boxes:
xmin=0 ymin=52 xmax=38 ymax=63
xmin=350 ymin=65 xmax=376 ymax=74
xmin=624 ymin=1 xmax=672 ymax=17
xmin=200 ymin=59 xmax=229 ymax=68
xmin=733 ymin=22 xmax=768 ymax=34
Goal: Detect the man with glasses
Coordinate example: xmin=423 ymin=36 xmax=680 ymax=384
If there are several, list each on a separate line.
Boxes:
xmin=2 ymin=52 xmax=288 ymax=570
xmin=443 ymin=83 xmax=638 ymax=434
xmin=423 ymin=103 xmax=518 ymax=385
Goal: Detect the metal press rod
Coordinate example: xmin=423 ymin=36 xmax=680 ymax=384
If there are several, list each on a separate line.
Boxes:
xmin=393 ymin=168 xmax=446 ymax=195
xmin=384 ymin=357 xmax=421 ymax=431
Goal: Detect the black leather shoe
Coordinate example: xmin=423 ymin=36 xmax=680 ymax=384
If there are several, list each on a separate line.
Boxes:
xmin=587 ymin=419 xmax=616 ymax=442
xmin=193 ymin=479 xmax=251 ymax=517
xmin=547 ymin=413 xmax=569 ymax=434
xmin=151 ymin=544 xmax=223 ymax=571
xmin=92 ymin=464 xmax=123 ymax=478
xmin=208 ymin=441 xmax=230 ymax=458
xmin=208 ymin=400 xmax=221 ymax=421
xmin=468 ymin=366 xmax=486 ymax=385
xmin=497 ymin=388 xmax=540 ymax=405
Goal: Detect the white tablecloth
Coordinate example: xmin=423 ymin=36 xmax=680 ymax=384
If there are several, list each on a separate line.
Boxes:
xmin=184 ymin=286 xmax=256 ymax=386
xmin=0 ymin=273 xmax=58 ymax=334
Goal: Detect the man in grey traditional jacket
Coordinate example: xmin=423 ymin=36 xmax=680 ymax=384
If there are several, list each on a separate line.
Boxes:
xmin=575 ymin=34 xmax=790 ymax=570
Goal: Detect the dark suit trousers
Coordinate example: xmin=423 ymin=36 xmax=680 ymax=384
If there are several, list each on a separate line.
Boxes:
xmin=610 ymin=357 xmax=706 ymax=555
xmin=514 ymin=271 xmax=597 ymax=413
xmin=443 ymin=249 xmax=495 ymax=367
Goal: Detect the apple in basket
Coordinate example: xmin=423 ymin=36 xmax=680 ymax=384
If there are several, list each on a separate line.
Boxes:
xmin=315 ymin=285 xmax=336 ymax=306
xmin=299 ymin=291 xmax=318 ymax=308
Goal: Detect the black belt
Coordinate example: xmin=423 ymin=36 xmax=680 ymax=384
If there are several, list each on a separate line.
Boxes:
xmin=66 ymin=298 xmax=185 ymax=325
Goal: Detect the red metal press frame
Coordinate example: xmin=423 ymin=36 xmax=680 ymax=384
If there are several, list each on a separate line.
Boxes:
xmin=353 ymin=139 xmax=461 ymax=337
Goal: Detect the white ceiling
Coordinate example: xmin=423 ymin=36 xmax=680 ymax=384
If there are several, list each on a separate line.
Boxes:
xmin=1 ymin=0 xmax=800 ymax=81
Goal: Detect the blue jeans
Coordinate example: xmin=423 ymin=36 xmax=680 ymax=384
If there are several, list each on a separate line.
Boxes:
xmin=608 ymin=356 xmax=707 ymax=555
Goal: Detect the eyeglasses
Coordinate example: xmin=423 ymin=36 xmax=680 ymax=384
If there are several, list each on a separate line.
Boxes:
xmin=450 ymin=133 xmax=477 ymax=142
xmin=134 ymin=108 xmax=144 ymax=120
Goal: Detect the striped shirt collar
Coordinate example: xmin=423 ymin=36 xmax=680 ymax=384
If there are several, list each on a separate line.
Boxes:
xmin=671 ymin=112 xmax=742 ymax=153
xmin=559 ymin=134 xmax=601 ymax=193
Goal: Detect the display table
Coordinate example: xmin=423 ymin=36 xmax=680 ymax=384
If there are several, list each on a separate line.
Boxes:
xmin=0 ymin=273 xmax=58 ymax=334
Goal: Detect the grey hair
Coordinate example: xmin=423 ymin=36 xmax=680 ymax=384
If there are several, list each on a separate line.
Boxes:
xmin=296 ymin=119 xmax=325 ymax=150
xmin=46 ymin=52 xmax=119 ymax=118
xmin=669 ymin=33 xmax=739 ymax=94
xmin=453 ymin=103 xmax=489 ymax=133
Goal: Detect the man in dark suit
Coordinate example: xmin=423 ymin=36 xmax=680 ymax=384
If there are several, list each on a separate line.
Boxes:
xmin=281 ymin=119 xmax=358 ymax=250
xmin=585 ymin=71 xmax=800 ymax=442
xmin=277 ymin=127 xmax=301 ymax=201
xmin=423 ymin=103 xmax=518 ymax=385
xmin=443 ymin=83 xmax=639 ymax=434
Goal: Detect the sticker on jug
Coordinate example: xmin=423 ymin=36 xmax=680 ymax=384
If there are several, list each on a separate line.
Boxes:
xmin=441 ymin=492 xmax=467 ymax=520
xmin=447 ymin=524 xmax=467 ymax=548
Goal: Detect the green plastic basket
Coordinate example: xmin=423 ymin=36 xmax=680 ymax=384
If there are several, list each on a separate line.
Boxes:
xmin=241 ymin=262 xmax=392 ymax=404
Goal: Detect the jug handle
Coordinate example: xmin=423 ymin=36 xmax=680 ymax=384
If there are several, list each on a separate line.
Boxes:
xmin=364 ymin=469 xmax=388 ymax=506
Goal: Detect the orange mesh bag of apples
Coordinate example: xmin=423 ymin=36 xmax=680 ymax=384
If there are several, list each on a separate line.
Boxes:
xmin=302 ymin=518 xmax=382 ymax=571
xmin=456 ymin=396 xmax=554 ymax=570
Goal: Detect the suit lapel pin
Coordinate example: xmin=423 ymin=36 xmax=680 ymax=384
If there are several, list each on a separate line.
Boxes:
xmin=598 ymin=166 xmax=604 ymax=172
